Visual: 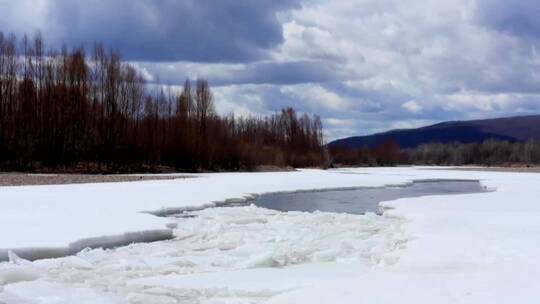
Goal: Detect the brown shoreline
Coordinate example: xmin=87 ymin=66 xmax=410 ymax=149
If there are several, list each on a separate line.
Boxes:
xmin=427 ymin=166 xmax=540 ymax=173
xmin=0 ymin=174 xmax=192 ymax=187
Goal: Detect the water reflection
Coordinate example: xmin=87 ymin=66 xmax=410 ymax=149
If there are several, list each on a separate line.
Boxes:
xmin=252 ymin=180 xmax=487 ymax=214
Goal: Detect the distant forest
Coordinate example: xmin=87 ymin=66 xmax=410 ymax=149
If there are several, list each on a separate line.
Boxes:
xmin=0 ymin=33 xmax=324 ymax=172
xmin=330 ymin=139 xmax=540 ymax=167
xmin=2 ymin=32 xmax=537 ymax=173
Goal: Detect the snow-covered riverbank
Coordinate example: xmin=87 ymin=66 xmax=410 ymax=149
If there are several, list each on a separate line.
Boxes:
xmin=0 ymin=169 xmax=411 ymax=259
xmin=0 ymin=168 xmax=468 ymax=260
xmin=269 ymin=168 xmax=540 ymax=304
xmin=1 ymin=167 xmax=539 ymax=303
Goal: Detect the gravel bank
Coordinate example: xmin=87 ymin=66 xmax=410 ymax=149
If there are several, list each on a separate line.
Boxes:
xmin=0 ymin=174 xmax=191 ymax=186
xmin=446 ymin=166 xmax=540 ymax=173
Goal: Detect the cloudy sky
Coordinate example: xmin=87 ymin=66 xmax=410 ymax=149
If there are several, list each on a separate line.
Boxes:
xmin=1 ymin=0 xmax=540 ymax=141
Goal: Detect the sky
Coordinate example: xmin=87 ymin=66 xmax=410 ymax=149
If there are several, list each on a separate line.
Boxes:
xmin=1 ymin=0 xmax=540 ymax=141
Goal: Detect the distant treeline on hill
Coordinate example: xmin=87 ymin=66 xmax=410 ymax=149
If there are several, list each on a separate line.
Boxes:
xmin=0 ymin=32 xmax=325 ymax=172
xmin=329 ymin=139 xmax=540 ymax=167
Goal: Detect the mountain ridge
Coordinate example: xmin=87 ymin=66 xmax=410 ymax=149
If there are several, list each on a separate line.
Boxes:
xmin=329 ymin=114 xmax=540 ymax=149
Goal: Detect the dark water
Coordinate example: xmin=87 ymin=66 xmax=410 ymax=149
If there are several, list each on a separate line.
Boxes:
xmin=252 ymin=180 xmax=487 ymax=215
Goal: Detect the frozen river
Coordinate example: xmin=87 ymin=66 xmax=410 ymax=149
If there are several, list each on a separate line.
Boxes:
xmin=251 ymin=180 xmax=486 ymax=214
xmin=1 ymin=168 xmax=539 ymax=304
xmin=0 ymin=205 xmax=406 ymax=303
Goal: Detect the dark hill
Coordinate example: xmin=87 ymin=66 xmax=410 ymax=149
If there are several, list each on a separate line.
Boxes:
xmin=329 ymin=115 xmax=540 ymax=149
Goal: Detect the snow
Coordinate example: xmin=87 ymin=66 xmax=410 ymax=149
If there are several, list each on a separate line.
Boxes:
xmin=1 ymin=167 xmax=540 ymax=303
xmin=1 ymin=281 xmax=121 ymax=304
xmin=0 ymin=205 xmax=402 ymax=303
xmin=0 ymin=170 xmax=410 ymax=256
xmin=129 ymin=262 xmax=364 ymax=295
xmin=267 ymin=169 xmax=540 ymax=304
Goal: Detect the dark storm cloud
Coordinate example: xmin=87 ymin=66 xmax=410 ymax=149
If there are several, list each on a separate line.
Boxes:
xmin=140 ymin=60 xmax=345 ymax=86
xmin=475 ymin=0 xmax=540 ymax=39
xmin=1 ymin=0 xmax=300 ymax=62
xmin=3 ymin=0 xmax=540 ymax=140
xmin=235 ymin=61 xmax=345 ymax=85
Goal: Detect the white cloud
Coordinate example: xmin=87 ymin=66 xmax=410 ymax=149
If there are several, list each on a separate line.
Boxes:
xmin=401 ymin=100 xmax=423 ymax=113
xmin=2 ymin=0 xmax=540 ymax=140
xmin=280 ymin=84 xmax=349 ymax=111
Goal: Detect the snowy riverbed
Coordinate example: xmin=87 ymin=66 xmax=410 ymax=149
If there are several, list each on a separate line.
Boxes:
xmin=1 ymin=167 xmax=539 ymax=303
xmin=0 ymin=206 xmax=404 ymax=303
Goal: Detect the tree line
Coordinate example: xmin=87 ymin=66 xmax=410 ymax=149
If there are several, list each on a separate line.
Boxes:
xmin=409 ymin=139 xmax=540 ymax=166
xmin=328 ymin=140 xmax=405 ymax=166
xmin=329 ymin=139 xmax=540 ymax=167
xmin=0 ymin=32 xmax=325 ymax=172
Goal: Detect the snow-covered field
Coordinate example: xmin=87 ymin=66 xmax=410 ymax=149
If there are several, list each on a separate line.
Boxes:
xmin=0 ymin=167 xmax=539 ymax=303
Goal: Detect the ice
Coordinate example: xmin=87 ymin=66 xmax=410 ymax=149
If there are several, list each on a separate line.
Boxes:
xmin=0 ymin=169 xmax=422 ymax=257
xmin=0 ymin=266 xmax=41 ymax=286
xmin=1 ymin=167 xmax=540 ymax=303
xmin=129 ymin=261 xmax=366 ymax=295
xmin=267 ymin=169 xmax=540 ymax=304
xmin=0 ymin=205 xmax=404 ymax=303
xmin=0 ymin=281 xmax=121 ymax=304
